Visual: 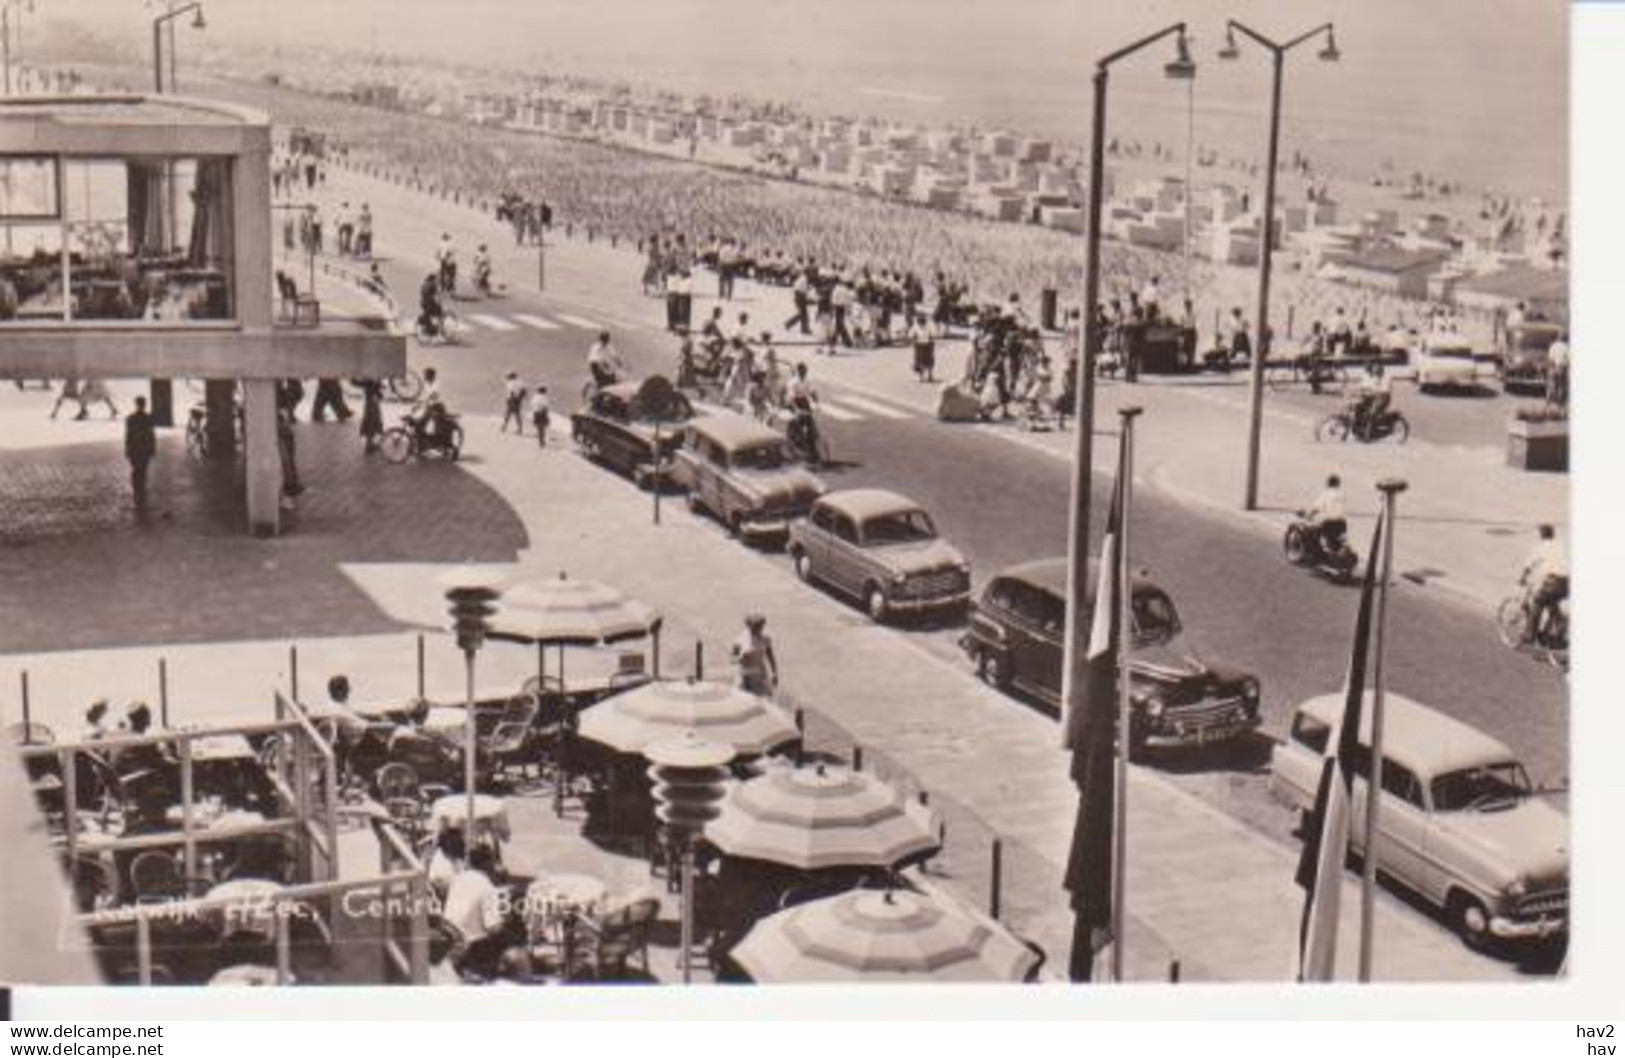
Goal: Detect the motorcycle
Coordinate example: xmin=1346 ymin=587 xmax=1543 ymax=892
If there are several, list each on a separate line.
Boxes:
xmin=380 ymin=410 xmax=464 ymax=463
xmin=1315 ymin=401 xmax=1410 ymax=444
xmin=776 ymin=402 xmax=829 ymax=466
xmin=1282 ymin=515 xmax=1359 ymax=583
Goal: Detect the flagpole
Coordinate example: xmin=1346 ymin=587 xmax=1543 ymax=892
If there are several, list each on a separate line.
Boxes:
xmin=1111 ymin=405 xmax=1142 ymax=982
xmin=1360 ymin=478 xmax=1407 ymax=981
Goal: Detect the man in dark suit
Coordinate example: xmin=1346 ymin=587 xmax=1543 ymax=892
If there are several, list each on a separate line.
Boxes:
xmin=124 ymin=395 xmax=157 ymax=515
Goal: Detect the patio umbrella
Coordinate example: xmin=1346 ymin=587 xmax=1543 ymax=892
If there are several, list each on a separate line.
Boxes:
xmin=489 ymin=572 xmax=662 ymax=649
xmin=485 ymin=570 xmax=663 ymax=816
xmin=731 ymin=887 xmax=1038 ymax=983
xmin=578 ymin=679 xmax=798 ymax=758
xmin=704 ymin=763 xmax=940 ymax=871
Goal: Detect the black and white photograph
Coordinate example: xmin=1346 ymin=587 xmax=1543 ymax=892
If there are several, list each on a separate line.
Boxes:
xmin=0 ymin=0 xmax=1601 ymax=1017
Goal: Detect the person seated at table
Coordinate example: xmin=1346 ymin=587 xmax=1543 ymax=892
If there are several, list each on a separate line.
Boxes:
xmin=443 ymin=845 xmax=510 ymax=978
xmin=112 ymin=702 xmax=175 ymax=781
xmin=427 ymin=828 xmax=466 ymax=899
xmin=82 ymin=699 xmax=112 ymax=741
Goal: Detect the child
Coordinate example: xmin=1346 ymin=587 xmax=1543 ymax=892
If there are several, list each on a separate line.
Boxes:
xmin=530 ymin=384 xmax=550 ymax=448
xmin=500 ymin=371 xmax=525 ymax=434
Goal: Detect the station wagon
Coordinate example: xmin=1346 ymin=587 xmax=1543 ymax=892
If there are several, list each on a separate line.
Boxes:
xmin=1271 ymin=692 xmax=1567 ymax=946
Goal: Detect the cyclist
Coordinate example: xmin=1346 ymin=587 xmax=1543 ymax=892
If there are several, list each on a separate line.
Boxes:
xmin=1519 ymin=524 xmax=1569 ymax=645
xmin=413 ymin=366 xmax=449 ymax=449
xmin=586 ymin=331 xmax=626 ymax=391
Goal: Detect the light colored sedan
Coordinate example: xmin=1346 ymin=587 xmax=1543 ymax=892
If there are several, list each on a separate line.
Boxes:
xmin=787 ymin=488 xmax=971 ymax=622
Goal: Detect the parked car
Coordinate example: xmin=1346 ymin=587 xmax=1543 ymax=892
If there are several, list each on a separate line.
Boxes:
xmin=959 ymin=558 xmax=1261 ymax=755
xmin=669 ymin=412 xmax=825 ymax=542
xmin=1497 ymin=320 xmax=1563 ymax=395
xmin=1414 ymin=333 xmax=1481 ymax=393
xmin=1270 ymin=692 xmax=1567 ymax=947
xmin=571 ymin=375 xmax=698 ymax=488
xmin=787 ymin=489 xmax=971 ymax=621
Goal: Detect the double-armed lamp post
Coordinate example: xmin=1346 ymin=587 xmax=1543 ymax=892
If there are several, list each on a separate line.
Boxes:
xmin=1062 ymin=21 xmax=1193 ymax=983
xmin=1218 ymin=20 xmax=1341 ymax=511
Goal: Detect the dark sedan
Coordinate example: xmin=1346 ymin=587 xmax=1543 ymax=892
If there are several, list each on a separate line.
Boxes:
xmin=571 ymin=375 xmax=697 ymax=488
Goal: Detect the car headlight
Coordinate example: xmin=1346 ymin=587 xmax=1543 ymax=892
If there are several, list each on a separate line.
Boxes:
xmin=1145 ymin=698 xmax=1165 ymax=719
xmin=1239 ymin=678 xmax=1261 ymax=705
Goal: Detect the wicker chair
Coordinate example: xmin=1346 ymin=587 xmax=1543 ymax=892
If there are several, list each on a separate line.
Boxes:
xmin=577 ymin=897 xmax=660 ymax=980
xmin=375 ymin=762 xmax=427 ymax=839
xmin=128 ymin=850 xmax=187 ymax=905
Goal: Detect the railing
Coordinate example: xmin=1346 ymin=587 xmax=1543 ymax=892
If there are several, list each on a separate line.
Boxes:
xmin=779 ymin=692 xmax=1196 ymax=982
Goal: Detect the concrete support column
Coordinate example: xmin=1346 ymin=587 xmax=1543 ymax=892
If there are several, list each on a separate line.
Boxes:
xmin=204 ymin=380 xmax=237 ymax=458
xmin=243 ymin=379 xmax=280 ymax=537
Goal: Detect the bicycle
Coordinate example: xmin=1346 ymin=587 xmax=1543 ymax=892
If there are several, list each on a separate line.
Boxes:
xmin=1496 ymin=591 xmax=1569 ymax=671
xmin=350 ymin=371 xmax=425 ymax=403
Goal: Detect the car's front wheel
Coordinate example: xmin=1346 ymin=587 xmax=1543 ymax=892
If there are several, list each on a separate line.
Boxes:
xmin=1448 ymin=891 xmax=1493 ymax=950
xmin=791 ymin=547 xmax=814 ymax=584
xmin=977 ymin=649 xmax=1009 ymax=690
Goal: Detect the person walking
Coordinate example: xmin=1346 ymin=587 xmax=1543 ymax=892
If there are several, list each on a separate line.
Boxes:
xmin=80 ymin=378 xmax=119 ymax=419
xmin=909 ymin=314 xmax=936 ymax=382
xmin=311 ymin=378 xmax=352 ymax=423
xmin=785 ymin=266 xmax=812 ymax=335
xmin=50 ymin=378 xmax=87 ymax=421
xmin=358 ymin=378 xmax=385 ymax=454
xmin=531 ymin=385 xmax=551 ymax=449
xmin=831 ymin=278 xmax=855 ymax=350
xmin=500 ymin=371 xmax=526 ymax=434
xmin=731 ymin=613 xmax=779 ymax=697
xmin=124 ymin=395 xmax=157 ymax=515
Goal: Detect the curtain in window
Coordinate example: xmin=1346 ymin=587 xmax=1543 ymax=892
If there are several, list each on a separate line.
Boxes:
xmin=126 ymin=162 xmax=167 ymax=257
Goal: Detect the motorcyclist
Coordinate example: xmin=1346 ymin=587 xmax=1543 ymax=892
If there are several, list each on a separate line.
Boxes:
xmin=1304 ymin=474 xmax=1348 ymax=555
xmin=783 ymin=362 xmax=822 ymax=461
xmin=1351 ymin=362 xmax=1392 ymax=438
xmin=1520 ymin=523 xmax=1569 ymax=645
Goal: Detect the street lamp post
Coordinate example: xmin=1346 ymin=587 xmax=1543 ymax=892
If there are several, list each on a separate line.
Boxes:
xmin=443 ymin=567 xmax=505 ymax=838
xmin=151 ymin=2 xmax=206 ymax=93
xmin=1061 ymin=21 xmax=1193 ymax=984
xmin=1218 ymin=20 xmax=1340 ymax=511
xmin=2 ymin=0 xmax=34 ymax=98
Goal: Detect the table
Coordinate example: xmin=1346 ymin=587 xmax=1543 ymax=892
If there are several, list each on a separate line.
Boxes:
xmin=428 ymin=793 xmax=511 ymax=844
xmin=421 ymin=707 xmax=469 ymax=739
xmin=189 ymin=735 xmax=256 ymax=762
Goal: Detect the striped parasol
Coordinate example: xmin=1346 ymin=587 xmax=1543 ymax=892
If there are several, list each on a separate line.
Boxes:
xmin=487 ymin=572 xmax=662 ymax=646
xmin=731 ymin=887 xmax=1038 ymax=983
xmin=578 ymin=679 xmax=798 ymax=757
xmin=704 ymin=763 xmax=939 ymax=871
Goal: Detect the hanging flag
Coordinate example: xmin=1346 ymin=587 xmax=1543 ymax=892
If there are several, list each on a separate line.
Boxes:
xmin=1295 ymin=512 xmax=1386 ymax=982
xmin=1063 ymin=438 xmax=1127 ymax=980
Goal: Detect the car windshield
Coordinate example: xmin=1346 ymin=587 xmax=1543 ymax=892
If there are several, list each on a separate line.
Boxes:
xmin=1130 ymin=588 xmax=1179 ymax=641
xmin=862 ymin=509 xmax=937 ymax=545
xmin=1430 ymin=761 xmax=1533 ymax=811
xmin=732 ymin=442 xmax=788 ymax=471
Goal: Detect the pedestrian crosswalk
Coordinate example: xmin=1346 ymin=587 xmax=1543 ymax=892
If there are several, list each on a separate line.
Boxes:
xmin=447 ymin=309 xmax=623 ymax=334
